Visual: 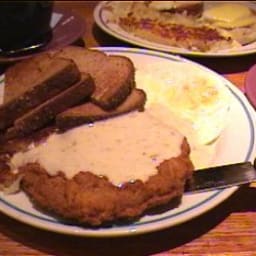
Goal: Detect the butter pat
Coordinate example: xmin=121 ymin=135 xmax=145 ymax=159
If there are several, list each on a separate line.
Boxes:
xmin=203 ymin=3 xmax=256 ymax=28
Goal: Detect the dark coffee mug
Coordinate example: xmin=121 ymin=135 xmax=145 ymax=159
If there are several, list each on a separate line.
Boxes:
xmin=0 ymin=1 xmax=53 ymax=53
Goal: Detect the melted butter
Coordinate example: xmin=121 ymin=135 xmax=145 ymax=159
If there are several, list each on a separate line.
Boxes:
xmin=203 ymin=3 xmax=256 ymax=28
xmin=215 ymin=16 xmax=256 ymax=29
xmin=10 ymin=108 xmax=184 ymax=185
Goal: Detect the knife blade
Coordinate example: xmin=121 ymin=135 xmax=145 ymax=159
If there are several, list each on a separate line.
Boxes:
xmin=185 ymin=161 xmax=256 ymax=193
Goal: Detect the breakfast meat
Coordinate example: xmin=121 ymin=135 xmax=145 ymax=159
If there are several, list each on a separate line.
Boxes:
xmin=56 ymin=88 xmax=146 ymax=130
xmin=51 ymin=46 xmax=136 ymax=110
xmin=3 ymin=137 xmax=192 ymax=226
xmin=0 ymin=107 xmax=194 ymax=226
xmin=1 ymin=54 xmax=81 ymax=130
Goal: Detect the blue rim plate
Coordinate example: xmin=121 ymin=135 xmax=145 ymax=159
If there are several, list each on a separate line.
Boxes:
xmin=0 ymin=47 xmax=255 ymax=237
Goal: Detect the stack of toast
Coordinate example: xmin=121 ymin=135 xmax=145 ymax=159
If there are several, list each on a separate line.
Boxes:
xmin=0 ymin=46 xmax=146 ymax=140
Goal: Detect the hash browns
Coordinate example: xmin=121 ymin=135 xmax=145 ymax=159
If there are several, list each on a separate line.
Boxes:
xmin=106 ymin=1 xmax=241 ymax=52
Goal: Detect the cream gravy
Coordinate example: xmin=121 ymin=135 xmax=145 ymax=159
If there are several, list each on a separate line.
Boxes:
xmin=10 ymin=107 xmax=184 ymax=186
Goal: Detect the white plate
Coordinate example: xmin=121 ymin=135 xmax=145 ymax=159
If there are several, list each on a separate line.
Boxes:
xmin=0 ymin=47 xmax=255 ymax=237
xmin=94 ymin=1 xmax=256 ymax=57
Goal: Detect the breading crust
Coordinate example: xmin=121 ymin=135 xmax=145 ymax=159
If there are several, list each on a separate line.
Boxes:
xmin=19 ymin=139 xmax=193 ymax=226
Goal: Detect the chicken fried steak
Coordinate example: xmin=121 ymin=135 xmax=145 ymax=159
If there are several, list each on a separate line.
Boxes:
xmin=19 ymin=139 xmax=193 ymax=226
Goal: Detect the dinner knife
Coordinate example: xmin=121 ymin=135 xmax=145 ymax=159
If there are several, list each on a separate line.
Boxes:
xmin=185 ymin=161 xmax=256 ymax=193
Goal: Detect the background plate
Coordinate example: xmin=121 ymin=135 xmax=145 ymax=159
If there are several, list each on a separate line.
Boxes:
xmin=0 ymin=48 xmax=255 ymax=237
xmin=94 ymin=1 xmax=256 ymax=57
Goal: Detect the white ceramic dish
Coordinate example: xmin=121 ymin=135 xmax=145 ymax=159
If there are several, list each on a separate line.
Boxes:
xmin=94 ymin=1 xmax=256 ymax=57
xmin=0 ymin=47 xmax=255 ymax=237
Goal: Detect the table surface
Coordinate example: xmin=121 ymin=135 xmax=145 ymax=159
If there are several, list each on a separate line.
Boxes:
xmin=0 ymin=2 xmax=256 ymax=256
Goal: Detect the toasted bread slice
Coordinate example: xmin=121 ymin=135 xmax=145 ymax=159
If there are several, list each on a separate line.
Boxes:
xmin=51 ymin=46 xmax=135 ymax=110
xmin=4 ymin=73 xmax=94 ymax=140
xmin=1 ymin=54 xmax=81 ymax=130
xmin=56 ymin=88 xmax=146 ymax=130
